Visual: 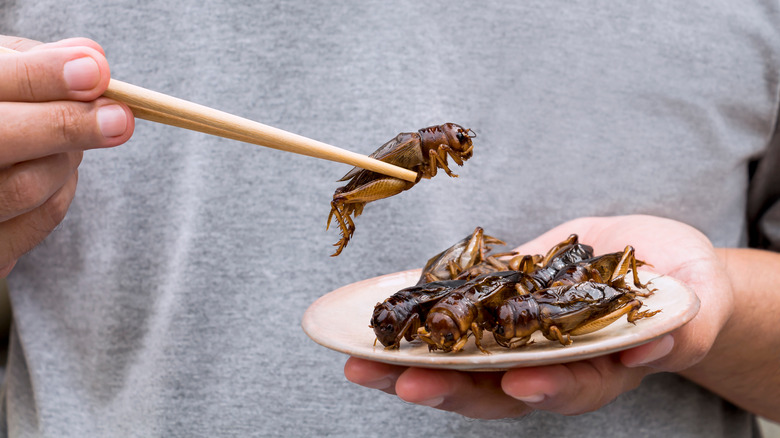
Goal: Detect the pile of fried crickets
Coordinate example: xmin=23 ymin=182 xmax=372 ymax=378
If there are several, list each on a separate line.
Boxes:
xmin=370 ymin=228 xmax=660 ymax=353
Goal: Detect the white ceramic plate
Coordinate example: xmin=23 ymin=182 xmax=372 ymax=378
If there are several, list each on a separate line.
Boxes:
xmin=302 ymin=269 xmax=700 ymax=371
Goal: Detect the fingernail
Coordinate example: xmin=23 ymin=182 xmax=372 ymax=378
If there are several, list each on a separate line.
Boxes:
xmin=511 ymin=393 xmax=545 ymax=404
xmin=632 ymin=335 xmax=675 ymax=367
xmin=363 ymin=378 xmax=392 ymax=390
xmin=97 ymin=105 xmax=128 ymax=138
xmin=418 ymin=396 xmax=444 ymax=407
xmin=63 ymin=57 xmax=101 ymax=91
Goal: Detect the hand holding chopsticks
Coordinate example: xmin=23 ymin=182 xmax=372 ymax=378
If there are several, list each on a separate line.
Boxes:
xmin=0 ymin=45 xmax=417 ymax=182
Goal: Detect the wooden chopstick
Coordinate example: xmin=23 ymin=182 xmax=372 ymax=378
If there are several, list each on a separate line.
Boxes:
xmin=0 ymin=46 xmax=418 ymax=182
xmin=104 ymin=80 xmax=418 ymax=181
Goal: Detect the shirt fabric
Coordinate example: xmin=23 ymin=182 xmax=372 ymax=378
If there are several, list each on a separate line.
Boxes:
xmin=2 ymin=1 xmax=779 ymax=437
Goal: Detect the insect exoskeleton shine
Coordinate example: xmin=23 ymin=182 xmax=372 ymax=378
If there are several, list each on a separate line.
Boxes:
xmin=327 ymin=123 xmax=475 ymax=256
xmin=369 ymin=233 xmax=661 ymax=354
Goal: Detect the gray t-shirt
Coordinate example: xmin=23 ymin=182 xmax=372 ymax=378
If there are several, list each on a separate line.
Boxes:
xmin=3 ymin=1 xmax=778 ymax=437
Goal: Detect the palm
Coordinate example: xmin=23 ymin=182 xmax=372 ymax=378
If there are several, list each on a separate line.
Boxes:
xmin=512 ymin=215 xmax=732 ymax=372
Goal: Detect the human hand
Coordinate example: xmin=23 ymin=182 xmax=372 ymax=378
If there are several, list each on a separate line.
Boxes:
xmin=0 ymin=36 xmax=134 ymax=277
xmin=344 ymin=215 xmax=733 ymax=418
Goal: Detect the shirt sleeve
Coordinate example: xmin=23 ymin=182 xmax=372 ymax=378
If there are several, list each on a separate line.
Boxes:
xmin=747 ymin=123 xmax=780 ymax=251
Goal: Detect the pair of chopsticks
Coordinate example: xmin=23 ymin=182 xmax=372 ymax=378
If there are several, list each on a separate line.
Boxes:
xmin=0 ymin=46 xmax=417 ymax=182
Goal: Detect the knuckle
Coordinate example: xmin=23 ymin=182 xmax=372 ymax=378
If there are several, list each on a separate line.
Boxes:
xmin=0 ymin=186 xmax=70 ymax=273
xmin=14 ymin=57 xmax=40 ymax=101
xmin=40 ymin=192 xmax=70 ymax=229
xmin=39 ymin=178 xmax=76 ymax=228
xmin=70 ymin=150 xmax=85 ymax=167
xmin=49 ymin=103 xmax=89 ymax=145
xmin=1 ymin=36 xmax=40 ymax=52
xmin=0 ymin=168 xmax=50 ymax=218
xmin=6 ymin=178 xmax=74 ymax=250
